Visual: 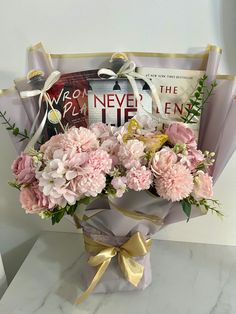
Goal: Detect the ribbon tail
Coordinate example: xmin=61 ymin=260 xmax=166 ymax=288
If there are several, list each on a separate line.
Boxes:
xmin=118 ymin=253 xmax=144 ymax=287
xmin=45 ymin=93 xmax=65 ymax=132
xmin=130 ymin=72 xmax=167 ymax=121
xmin=126 ymin=74 xmax=158 ymax=121
xmin=75 ymin=259 xmax=110 ymax=305
xmin=108 ymin=198 xmax=163 ymax=225
xmin=24 ymin=103 xmax=48 ymax=153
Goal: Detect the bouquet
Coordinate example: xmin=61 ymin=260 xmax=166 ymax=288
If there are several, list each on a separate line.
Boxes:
xmin=11 ymin=115 xmax=219 ymax=223
xmin=1 ymin=43 xmax=235 ymax=304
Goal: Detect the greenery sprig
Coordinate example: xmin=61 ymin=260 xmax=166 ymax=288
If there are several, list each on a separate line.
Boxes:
xmin=181 ymin=195 xmax=223 ymax=222
xmin=181 ymin=75 xmax=217 ymax=124
xmin=41 ymin=196 xmax=92 ymax=225
xmin=0 ymin=110 xmax=30 ymax=142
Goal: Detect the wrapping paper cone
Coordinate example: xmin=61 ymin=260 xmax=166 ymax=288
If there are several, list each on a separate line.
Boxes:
xmin=78 ymin=190 xmax=205 ymax=293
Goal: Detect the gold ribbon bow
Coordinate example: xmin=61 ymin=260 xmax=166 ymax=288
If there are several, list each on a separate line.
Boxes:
xmin=75 ymin=232 xmax=152 ymax=304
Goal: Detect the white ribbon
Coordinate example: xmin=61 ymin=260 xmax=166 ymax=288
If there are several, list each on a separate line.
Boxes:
xmin=98 ymin=60 xmax=166 ymax=120
xmin=20 ymin=71 xmax=65 ymax=153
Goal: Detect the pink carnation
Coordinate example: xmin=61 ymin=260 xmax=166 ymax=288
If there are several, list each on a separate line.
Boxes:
xmin=192 ymin=171 xmax=213 ymax=200
xmin=126 ymin=166 xmax=152 ymax=191
xmin=40 ymin=127 xmax=99 ymax=159
xmin=75 ymin=172 xmax=106 ymax=197
xmin=65 ymin=127 xmax=99 ymax=152
xmin=40 ymin=133 xmax=65 ymax=159
xmin=165 ymin=122 xmax=197 ymax=148
xmin=118 ymin=139 xmax=145 ymax=169
xmin=155 ymin=163 xmax=193 ymax=201
xmin=151 ymin=147 xmax=177 ymax=176
xmin=20 ymin=183 xmax=50 ymax=214
xmin=11 ymin=153 xmax=36 ymax=184
xmin=85 ymin=150 xmax=112 ymax=174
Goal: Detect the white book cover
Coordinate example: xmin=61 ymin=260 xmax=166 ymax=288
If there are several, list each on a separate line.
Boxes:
xmin=137 ymin=67 xmax=205 ymax=129
xmin=88 ymin=79 xmax=152 ymax=126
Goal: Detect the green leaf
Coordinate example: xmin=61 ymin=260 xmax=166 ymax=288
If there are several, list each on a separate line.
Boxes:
xmin=13 ymin=127 xmax=19 ymax=136
xmin=187 ymin=109 xmax=201 ymax=116
xmin=190 ymin=99 xmax=200 ymax=107
xmin=8 ymin=181 xmax=21 ymax=190
xmin=66 ymin=203 xmax=78 ymax=215
xmin=181 ymin=199 xmax=192 ymax=222
xmin=18 ymin=138 xmax=26 ymax=142
xmin=51 ymin=210 xmax=65 ymax=225
xmin=78 ymin=196 xmax=91 ymax=205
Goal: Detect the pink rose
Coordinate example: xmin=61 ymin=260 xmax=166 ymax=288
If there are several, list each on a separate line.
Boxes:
xmin=126 ymin=166 xmax=152 ymax=191
xmin=151 ymin=147 xmax=177 ymax=176
xmin=165 ymin=122 xmax=197 ymax=147
xmin=20 ymin=183 xmax=50 ymax=214
xmin=111 ymin=176 xmax=127 ymax=197
xmin=11 ymin=153 xmax=36 ymax=184
xmin=192 ymin=171 xmax=213 ymax=200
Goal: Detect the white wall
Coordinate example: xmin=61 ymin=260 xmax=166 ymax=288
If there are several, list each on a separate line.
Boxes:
xmin=1 ymin=0 xmax=236 ymax=282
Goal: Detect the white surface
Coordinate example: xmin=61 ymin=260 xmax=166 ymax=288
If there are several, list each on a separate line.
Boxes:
xmin=0 ymin=254 xmax=7 ymax=299
xmin=1 ymin=0 xmax=236 ymax=283
xmin=1 ymin=231 xmax=236 ymax=314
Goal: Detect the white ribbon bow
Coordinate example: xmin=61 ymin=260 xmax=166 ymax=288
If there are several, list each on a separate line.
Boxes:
xmin=20 ymin=71 xmax=64 ymax=153
xmin=98 ymin=60 xmax=166 ymax=120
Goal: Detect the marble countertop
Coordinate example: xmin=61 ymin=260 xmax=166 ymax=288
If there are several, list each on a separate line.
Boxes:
xmin=0 ymin=231 xmax=236 ymax=314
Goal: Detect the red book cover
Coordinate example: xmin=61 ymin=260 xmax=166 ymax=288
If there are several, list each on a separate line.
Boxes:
xmin=45 ymin=70 xmax=98 ymax=139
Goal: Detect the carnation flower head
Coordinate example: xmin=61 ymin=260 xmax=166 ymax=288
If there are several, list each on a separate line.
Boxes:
xmin=126 ymin=166 xmax=152 ymax=191
xmin=85 ymin=149 xmax=112 ymax=174
xmin=155 ymin=163 xmax=193 ymax=202
xmin=75 ymin=172 xmax=106 ymax=197
xmin=64 ymin=127 xmax=99 ymax=152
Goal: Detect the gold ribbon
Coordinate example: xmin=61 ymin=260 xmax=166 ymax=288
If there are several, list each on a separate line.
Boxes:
xmin=75 ymin=232 xmax=151 ymax=304
xmin=108 ymin=198 xmax=163 ymax=226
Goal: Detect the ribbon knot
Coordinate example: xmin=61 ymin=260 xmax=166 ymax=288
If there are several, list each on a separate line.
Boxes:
xmin=75 ymin=232 xmax=151 ymax=304
xmin=98 ymin=59 xmax=166 ymax=120
xmin=20 ymin=70 xmax=64 ymax=153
